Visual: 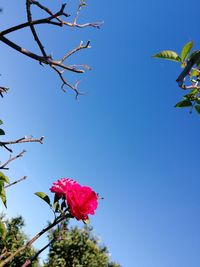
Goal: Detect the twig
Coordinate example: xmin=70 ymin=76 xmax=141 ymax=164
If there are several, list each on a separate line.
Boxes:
xmin=4 ymin=176 xmax=27 ymax=189
xmin=0 ymin=150 xmax=26 ymax=170
xmin=21 ymin=238 xmax=57 ymax=267
xmin=0 ymin=136 xmax=44 ymax=153
xmin=26 ymin=0 xmax=47 ymax=57
xmin=61 ymin=40 xmax=91 ymax=63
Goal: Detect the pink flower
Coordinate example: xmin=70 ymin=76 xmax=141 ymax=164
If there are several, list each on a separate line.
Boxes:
xmin=66 ymin=183 xmax=98 ymax=221
xmin=50 ymin=178 xmax=98 ymax=221
xmin=50 ymin=178 xmax=77 ymax=197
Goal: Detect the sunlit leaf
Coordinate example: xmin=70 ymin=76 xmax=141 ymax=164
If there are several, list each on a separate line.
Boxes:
xmin=152 ymin=50 xmax=181 ymax=62
xmin=0 ymin=183 xmax=7 ymax=208
xmin=181 ymin=41 xmax=193 ymax=63
xmin=194 ymin=105 xmax=200 ymax=114
xmin=0 ymin=221 xmax=6 ymax=239
xmin=175 ymin=100 xmax=192 ymax=108
xmin=189 ymin=88 xmax=198 ymax=94
xmin=0 ymin=172 xmax=10 ymax=184
xmin=35 ymin=192 xmax=51 ymax=206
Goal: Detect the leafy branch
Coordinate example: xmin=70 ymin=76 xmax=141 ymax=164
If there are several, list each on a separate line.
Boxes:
xmin=153 ymin=41 xmax=200 ymax=114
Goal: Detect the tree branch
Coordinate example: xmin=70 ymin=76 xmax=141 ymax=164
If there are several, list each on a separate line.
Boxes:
xmin=0 ymin=136 xmax=44 ymax=153
xmin=21 ymin=238 xmax=56 ymax=267
xmin=0 ymin=215 xmax=67 ymax=267
xmin=0 ymin=150 xmax=26 ymax=170
xmin=4 ymin=176 xmax=27 ymax=189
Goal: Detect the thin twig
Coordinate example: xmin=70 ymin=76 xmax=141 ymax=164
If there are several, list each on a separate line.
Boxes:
xmin=0 ymin=150 xmax=26 ymax=170
xmin=21 ymin=238 xmax=57 ymax=267
xmin=61 ymin=40 xmax=91 ymax=63
xmin=4 ymin=176 xmax=27 ymax=189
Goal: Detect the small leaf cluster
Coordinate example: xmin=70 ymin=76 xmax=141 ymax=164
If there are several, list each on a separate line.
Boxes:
xmin=153 ymin=41 xmax=200 ymax=114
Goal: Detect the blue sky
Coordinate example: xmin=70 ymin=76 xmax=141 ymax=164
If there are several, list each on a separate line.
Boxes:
xmin=1 ymin=0 xmax=200 ymax=266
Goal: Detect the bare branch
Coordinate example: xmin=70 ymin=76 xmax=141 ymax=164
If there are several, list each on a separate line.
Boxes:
xmin=0 ymin=150 xmax=26 ymax=170
xmin=21 ymin=238 xmax=57 ymax=267
xmin=0 ymin=1 xmax=102 ymax=95
xmin=61 ymin=40 xmax=91 ymax=63
xmin=0 ymin=136 xmax=44 ymax=153
xmin=4 ymin=176 xmax=27 ymax=189
xmin=26 ymin=0 xmax=47 ymax=57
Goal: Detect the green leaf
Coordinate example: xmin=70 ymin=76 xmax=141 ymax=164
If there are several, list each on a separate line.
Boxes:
xmin=175 ymin=100 xmax=192 ymax=108
xmin=188 ymin=88 xmax=198 ymax=95
xmin=0 ymin=221 xmax=6 ymax=239
xmin=0 ymin=129 xmax=5 ymax=135
xmin=0 ymin=172 xmax=10 ymax=184
xmin=35 ymin=192 xmax=51 ymax=206
xmin=181 ymin=41 xmax=193 ymax=63
xmin=152 ymin=50 xmax=181 ymax=62
xmin=195 ymin=105 xmax=200 ymax=114
xmin=0 ymin=183 xmax=7 ymax=208
xmin=0 ymin=120 xmax=3 ymax=125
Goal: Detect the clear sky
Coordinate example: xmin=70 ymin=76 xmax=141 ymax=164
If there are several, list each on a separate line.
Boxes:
xmin=1 ymin=0 xmax=200 ymax=267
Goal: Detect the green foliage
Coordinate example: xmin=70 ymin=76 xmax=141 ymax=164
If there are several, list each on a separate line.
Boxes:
xmin=0 ymin=172 xmax=10 ymax=208
xmin=0 ymin=215 xmax=40 ymax=267
xmin=181 ymin=41 xmax=193 ymax=63
xmin=174 ymin=100 xmax=192 ymax=108
xmin=35 ymin=192 xmax=51 ymax=206
xmin=44 ymin=222 xmax=121 ymax=267
xmin=0 ymin=172 xmax=9 ymax=184
xmin=153 ymin=41 xmax=200 ymax=115
xmin=152 ymin=50 xmax=181 ymax=62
